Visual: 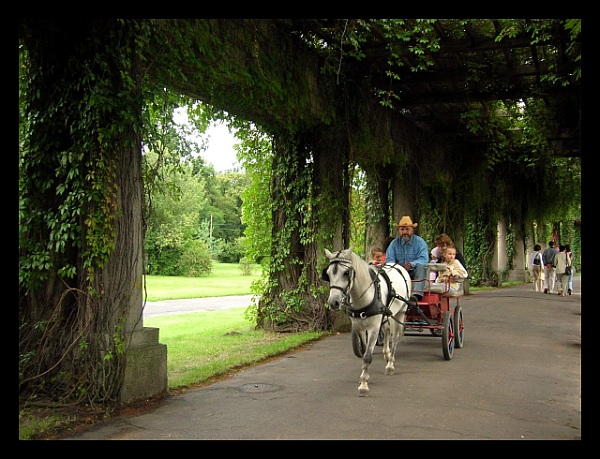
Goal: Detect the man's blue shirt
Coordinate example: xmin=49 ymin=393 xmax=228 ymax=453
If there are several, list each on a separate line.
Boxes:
xmin=386 ymin=235 xmax=429 ymax=267
xmin=542 ymin=247 xmax=557 ymax=265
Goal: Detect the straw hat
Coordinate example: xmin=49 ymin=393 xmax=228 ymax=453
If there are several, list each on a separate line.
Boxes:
xmin=396 ymin=216 xmax=418 ymax=228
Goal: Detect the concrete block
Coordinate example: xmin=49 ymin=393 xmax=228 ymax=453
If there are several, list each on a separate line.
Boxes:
xmin=120 ymin=327 xmax=168 ymax=405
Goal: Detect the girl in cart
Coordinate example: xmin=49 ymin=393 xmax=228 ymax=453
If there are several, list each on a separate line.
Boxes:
xmin=433 ymin=247 xmax=468 ymax=292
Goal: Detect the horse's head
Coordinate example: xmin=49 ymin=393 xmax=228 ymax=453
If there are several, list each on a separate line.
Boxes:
xmin=322 ymin=248 xmax=355 ymax=311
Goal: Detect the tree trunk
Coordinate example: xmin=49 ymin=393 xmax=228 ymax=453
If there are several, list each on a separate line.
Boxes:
xmin=257 ymin=129 xmax=346 ymax=332
xmin=19 ymin=19 xmax=153 ymax=405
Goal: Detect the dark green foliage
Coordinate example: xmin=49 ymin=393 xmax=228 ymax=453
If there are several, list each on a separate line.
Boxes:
xmin=19 ymin=19 xmax=581 ymax=409
xmin=147 ymin=246 xmax=181 ymax=276
xmin=215 ymin=239 xmax=245 ymax=263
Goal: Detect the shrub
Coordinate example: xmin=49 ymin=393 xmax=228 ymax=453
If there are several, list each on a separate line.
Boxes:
xmin=238 ymin=257 xmax=254 ymax=276
xmin=177 ymin=240 xmax=213 ymax=276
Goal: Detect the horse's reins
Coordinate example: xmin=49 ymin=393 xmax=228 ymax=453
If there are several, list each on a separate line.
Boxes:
xmin=326 ymin=257 xmax=401 ymax=319
xmin=326 ymin=258 xmax=415 ymax=333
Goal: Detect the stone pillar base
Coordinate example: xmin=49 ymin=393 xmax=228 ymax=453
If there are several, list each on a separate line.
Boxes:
xmin=461 ymin=278 xmax=470 ymax=295
xmin=507 ymin=269 xmax=528 ymax=283
xmin=120 ymin=327 xmax=168 ymax=405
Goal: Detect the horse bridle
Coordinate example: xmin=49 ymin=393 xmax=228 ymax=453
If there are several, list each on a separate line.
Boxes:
xmin=322 ymin=257 xmax=355 ymax=307
xmin=324 ymin=256 xmax=397 ymax=321
xmin=323 ymin=256 xmax=380 ymax=307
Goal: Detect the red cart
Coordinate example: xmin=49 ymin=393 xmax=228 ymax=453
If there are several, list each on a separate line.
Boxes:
xmin=404 ymin=263 xmax=465 ymax=360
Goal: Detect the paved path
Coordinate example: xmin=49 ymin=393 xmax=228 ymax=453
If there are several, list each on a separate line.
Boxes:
xmin=66 ymin=277 xmax=581 ymax=440
xmin=143 ymin=295 xmax=253 ymax=318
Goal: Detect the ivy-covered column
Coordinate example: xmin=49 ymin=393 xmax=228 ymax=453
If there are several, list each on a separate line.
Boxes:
xmin=507 ymin=217 xmax=528 ymax=283
xmin=19 ymin=19 xmax=166 ymax=407
xmin=492 ymin=219 xmax=509 ymax=282
xmin=363 ymin=166 xmax=391 ymax=257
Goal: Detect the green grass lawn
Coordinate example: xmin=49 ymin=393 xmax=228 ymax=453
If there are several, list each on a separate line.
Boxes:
xmin=144 ymin=263 xmax=322 ymax=389
xmin=145 ymin=309 xmax=322 ymax=389
xmin=144 ymin=262 xmax=263 ymax=301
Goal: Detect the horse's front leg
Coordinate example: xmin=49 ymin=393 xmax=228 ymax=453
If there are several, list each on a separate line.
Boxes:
xmin=384 ymin=324 xmax=397 ymax=376
xmin=358 ymin=331 xmax=375 ymax=396
xmin=378 ymin=318 xmax=395 ymax=375
xmin=381 ymin=321 xmax=393 ymax=370
xmin=385 ymin=317 xmax=405 ymax=376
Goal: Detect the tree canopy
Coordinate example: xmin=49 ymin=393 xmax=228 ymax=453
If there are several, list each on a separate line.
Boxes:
xmin=19 ymin=19 xmax=580 ymax=407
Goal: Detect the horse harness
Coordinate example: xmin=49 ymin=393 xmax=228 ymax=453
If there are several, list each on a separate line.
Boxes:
xmin=322 ymin=254 xmax=410 ymax=323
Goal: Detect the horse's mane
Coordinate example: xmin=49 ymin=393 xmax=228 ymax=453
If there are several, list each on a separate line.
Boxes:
xmin=344 ymin=249 xmax=373 ymax=287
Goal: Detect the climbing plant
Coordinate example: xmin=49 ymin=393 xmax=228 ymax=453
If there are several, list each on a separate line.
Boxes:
xmin=19 ymin=19 xmax=581 ymax=410
xmin=19 ymin=19 xmax=154 ymax=406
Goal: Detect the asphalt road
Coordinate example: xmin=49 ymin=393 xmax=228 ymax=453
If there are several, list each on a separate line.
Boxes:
xmin=66 ymin=277 xmax=581 ymax=440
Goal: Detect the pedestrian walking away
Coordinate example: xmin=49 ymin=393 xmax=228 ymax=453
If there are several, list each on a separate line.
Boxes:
xmin=542 ymin=241 xmax=557 ymax=294
xmin=554 ymin=245 xmax=570 ymax=297
xmin=531 ymin=244 xmax=544 ymax=293
xmin=565 ymin=244 xmax=575 ymax=295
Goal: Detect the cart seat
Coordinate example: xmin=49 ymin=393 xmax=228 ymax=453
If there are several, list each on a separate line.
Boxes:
xmin=442 ymin=277 xmax=466 ymax=297
xmin=442 ymin=288 xmax=464 ymax=298
xmin=425 ymin=264 xmax=450 ymax=294
xmin=427 ymin=262 xmax=448 ymax=272
xmin=418 ymin=264 xmax=466 ymax=297
xmin=428 ymin=283 xmax=448 ymax=294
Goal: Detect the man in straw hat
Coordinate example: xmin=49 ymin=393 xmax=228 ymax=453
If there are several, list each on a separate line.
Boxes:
xmin=385 ymin=216 xmax=430 ymax=303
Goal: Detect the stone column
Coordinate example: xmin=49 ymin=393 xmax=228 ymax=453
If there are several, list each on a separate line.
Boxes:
xmin=493 ymin=219 xmax=508 ymax=283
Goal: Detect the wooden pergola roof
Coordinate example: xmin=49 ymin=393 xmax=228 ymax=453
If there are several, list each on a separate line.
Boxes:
xmin=285 ymin=19 xmax=580 ymax=157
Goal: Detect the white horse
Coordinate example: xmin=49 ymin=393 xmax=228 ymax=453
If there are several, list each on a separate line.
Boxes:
xmin=322 ymin=247 xmax=412 ymax=396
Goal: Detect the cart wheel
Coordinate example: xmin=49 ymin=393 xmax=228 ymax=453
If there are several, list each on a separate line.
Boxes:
xmin=453 ymin=305 xmax=464 ymax=349
xmin=441 ymin=312 xmax=455 ymax=360
xmin=352 ymin=329 xmax=365 ymax=357
xmin=376 ymin=328 xmax=384 ymax=346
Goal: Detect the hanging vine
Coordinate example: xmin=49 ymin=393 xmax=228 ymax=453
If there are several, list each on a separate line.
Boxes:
xmin=19 ymin=19 xmax=581 ymax=411
xmin=19 ymin=19 xmax=152 ymax=407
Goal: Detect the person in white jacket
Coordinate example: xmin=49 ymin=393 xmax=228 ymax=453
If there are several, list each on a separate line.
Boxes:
xmin=434 ymin=247 xmax=468 ymax=292
xmin=554 ymin=245 xmax=570 ymax=297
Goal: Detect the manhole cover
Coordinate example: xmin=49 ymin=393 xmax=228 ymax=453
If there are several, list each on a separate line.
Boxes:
xmin=238 ymin=383 xmax=282 ymax=393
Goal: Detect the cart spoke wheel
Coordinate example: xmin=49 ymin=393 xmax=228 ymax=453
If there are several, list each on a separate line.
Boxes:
xmin=352 ymin=329 xmax=366 ymax=357
xmin=453 ymin=305 xmax=464 ymax=349
xmin=442 ymin=312 xmax=455 ymax=360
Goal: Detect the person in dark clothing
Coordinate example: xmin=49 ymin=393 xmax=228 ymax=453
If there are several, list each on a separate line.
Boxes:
xmin=565 ymin=244 xmax=575 ymax=295
xmin=380 ymin=236 xmax=395 ymax=264
xmin=542 ymin=241 xmax=558 ymax=294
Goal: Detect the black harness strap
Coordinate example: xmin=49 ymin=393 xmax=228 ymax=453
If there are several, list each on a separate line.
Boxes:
xmin=382 ymin=264 xmax=411 ymax=304
xmin=326 ymin=258 xmax=411 ymax=323
xmin=346 ymin=269 xmax=391 ymax=319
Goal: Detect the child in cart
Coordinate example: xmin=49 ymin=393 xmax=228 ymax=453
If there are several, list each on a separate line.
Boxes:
xmin=369 ymin=246 xmax=384 ymax=266
xmin=432 ymin=247 xmax=468 ymax=292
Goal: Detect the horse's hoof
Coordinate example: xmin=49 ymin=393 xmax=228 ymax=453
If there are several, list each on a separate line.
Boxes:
xmin=358 ymin=383 xmax=369 ymax=396
xmin=385 ymin=367 xmax=395 ymax=376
